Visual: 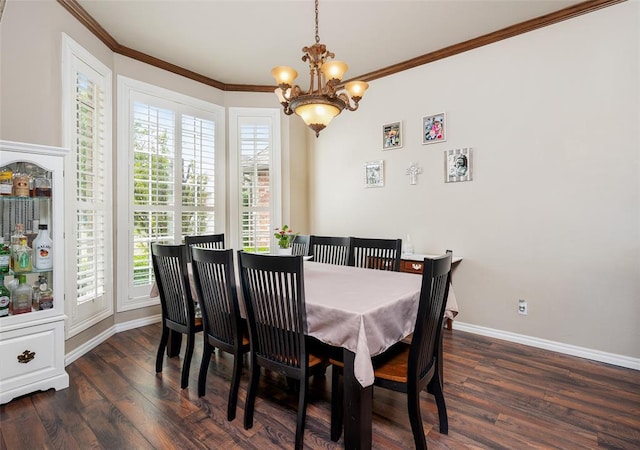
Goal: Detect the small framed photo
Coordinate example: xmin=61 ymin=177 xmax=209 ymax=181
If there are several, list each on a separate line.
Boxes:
xmin=445 ymin=148 xmax=473 ymax=183
xmin=364 ymin=160 xmax=384 ymax=188
xmin=422 ymin=112 xmax=446 ymax=145
xmin=382 ymin=121 xmax=402 ymax=150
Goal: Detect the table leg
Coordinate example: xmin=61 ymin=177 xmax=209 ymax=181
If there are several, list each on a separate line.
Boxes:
xmin=167 ymin=330 xmax=182 ymax=357
xmin=343 ymin=349 xmax=373 ymax=450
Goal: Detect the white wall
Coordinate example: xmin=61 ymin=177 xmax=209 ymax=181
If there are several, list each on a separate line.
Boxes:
xmin=311 ymin=2 xmax=639 ymax=359
xmin=0 ymin=0 xmax=113 ymax=144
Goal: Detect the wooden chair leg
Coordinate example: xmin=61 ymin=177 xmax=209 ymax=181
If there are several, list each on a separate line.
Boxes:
xmin=330 ymin=365 xmax=343 ymax=442
xmin=295 ymin=378 xmax=309 ymax=450
xmin=198 ymin=342 xmax=213 ymax=397
xmin=428 ymin=374 xmax=449 ymax=434
xmin=244 ymin=359 xmax=259 ymax=430
xmin=407 ymin=385 xmax=427 ymax=450
xmin=167 ymin=329 xmax=182 ymax=357
xmin=181 ymin=332 xmax=195 ymax=389
xmin=227 ymin=350 xmax=243 ymax=421
xmin=156 ymin=325 xmax=169 ymax=373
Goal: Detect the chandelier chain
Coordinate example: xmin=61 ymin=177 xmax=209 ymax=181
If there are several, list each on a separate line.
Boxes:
xmin=314 ymin=0 xmax=319 ymax=44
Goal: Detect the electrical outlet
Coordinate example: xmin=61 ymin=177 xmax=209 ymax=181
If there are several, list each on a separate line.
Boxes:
xmin=518 ymin=299 xmax=528 ymax=315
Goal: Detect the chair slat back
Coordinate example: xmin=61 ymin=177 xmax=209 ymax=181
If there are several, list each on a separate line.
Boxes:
xmin=151 ymin=243 xmax=195 ymax=329
xmin=291 ymin=234 xmax=310 ymax=256
xmin=308 ymin=236 xmax=352 ymax=265
xmin=349 ymin=237 xmax=402 ymax=271
xmin=185 ymin=234 xmax=225 ymax=261
xmin=410 ymin=253 xmax=452 ymax=384
xmin=239 ymin=252 xmax=307 ymax=369
xmin=191 ymin=248 xmax=241 ymax=349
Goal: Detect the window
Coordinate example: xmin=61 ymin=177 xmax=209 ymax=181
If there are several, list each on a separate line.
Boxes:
xmin=62 ymin=34 xmax=113 ymax=337
xmin=117 ymin=77 xmax=224 ymax=311
xmin=229 ymin=108 xmax=281 ymax=252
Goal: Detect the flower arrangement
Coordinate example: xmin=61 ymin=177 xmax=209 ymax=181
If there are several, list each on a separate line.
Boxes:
xmin=274 ymin=225 xmax=298 ymax=249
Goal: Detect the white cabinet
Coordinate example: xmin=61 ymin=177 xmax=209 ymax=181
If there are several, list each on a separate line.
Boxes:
xmin=0 ymin=140 xmax=69 ymax=404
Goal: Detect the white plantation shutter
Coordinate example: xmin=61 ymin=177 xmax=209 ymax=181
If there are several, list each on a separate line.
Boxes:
xmin=117 ymin=77 xmax=224 ymax=310
xmin=131 ymin=101 xmax=176 ymax=287
xmin=62 ymin=34 xmax=113 ymax=337
xmin=75 ymin=72 xmax=107 ymax=303
xmin=240 ymin=120 xmax=272 ymax=252
xmin=181 ymin=114 xmax=216 ymax=237
xmin=229 ymin=109 xmax=281 ymax=253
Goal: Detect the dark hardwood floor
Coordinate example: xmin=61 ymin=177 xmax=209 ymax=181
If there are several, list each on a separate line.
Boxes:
xmin=1 ymin=323 xmax=639 ymax=449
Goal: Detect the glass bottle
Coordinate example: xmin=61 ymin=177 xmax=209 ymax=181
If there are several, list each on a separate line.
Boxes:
xmin=0 ymin=274 xmax=10 ymax=317
xmin=9 ymin=223 xmax=25 ymax=271
xmin=12 ymin=237 xmax=32 ymax=273
xmin=32 ymin=224 xmax=53 ymax=270
xmin=35 ymin=172 xmax=52 ymax=197
xmin=12 ymin=172 xmax=30 ymax=197
xmin=37 ymin=278 xmax=54 ymax=310
xmin=0 ymin=168 xmax=12 ymax=196
xmin=10 ymin=274 xmax=32 ymax=314
xmin=403 ymin=234 xmax=414 ymax=256
xmin=32 ymin=275 xmax=47 ymax=310
xmin=0 ymin=237 xmax=10 ymax=273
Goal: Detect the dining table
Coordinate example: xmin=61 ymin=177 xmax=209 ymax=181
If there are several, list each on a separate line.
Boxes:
xmin=302 ymin=261 xmax=424 ymax=449
xmin=150 ymin=257 xmax=453 ymax=449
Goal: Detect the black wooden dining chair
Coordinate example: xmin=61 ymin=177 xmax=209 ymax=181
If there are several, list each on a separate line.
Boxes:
xmin=330 ymin=253 xmax=452 ymax=449
xmin=190 ymin=247 xmax=250 ymax=421
xmin=291 ymin=234 xmax=310 ymax=256
xmin=348 ymin=237 xmax=403 ymax=271
xmin=308 ymin=235 xmax=352 ymax=265
xmin=185 ymin=233 xmax=225 ymax=261
xmin=151 ymin=243 xmax=203 ymax=389
xmin=238 ymin=251 xmax=328 ymax=450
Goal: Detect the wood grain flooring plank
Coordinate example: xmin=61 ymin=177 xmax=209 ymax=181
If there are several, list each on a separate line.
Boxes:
xmin=2 ymin=324 xmax=639 ymax=449
xmin=0 ymin=396 xmax=54 ymax=449
xmin=30 ymin=385 xmax=99 ymax=450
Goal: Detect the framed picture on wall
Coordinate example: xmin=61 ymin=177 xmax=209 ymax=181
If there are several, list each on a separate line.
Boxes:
xmin=445 ymin=148 xmax=473 ymax=183
xmin=382 ymin=121 xmax=402 ymax=150
xmin=422 ymin=112 xmax=446 ymax=145
xmin=364 ymin=160 xmax=384 ymax=188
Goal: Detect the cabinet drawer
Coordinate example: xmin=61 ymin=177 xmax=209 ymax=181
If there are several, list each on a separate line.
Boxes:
xmin=401 ymin=259 xmax=424 ymax=274
xmin=0 ymin=320 xmax=66 ymax=396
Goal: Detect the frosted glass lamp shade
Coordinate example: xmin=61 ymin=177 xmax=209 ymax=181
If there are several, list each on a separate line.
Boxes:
xmin=295 ymin=103 xmax=341 ymax=127
xmin=272 ymin=66 xmax=298 ymax=86
xmin=321 ymin=61 xmax=348 ymax=82
xmin=345 ymin=80 xmax=369 ymax=99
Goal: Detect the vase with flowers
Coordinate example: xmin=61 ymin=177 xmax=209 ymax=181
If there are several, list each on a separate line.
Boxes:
xmin=274 ymin=225 xmax=298 ymax=255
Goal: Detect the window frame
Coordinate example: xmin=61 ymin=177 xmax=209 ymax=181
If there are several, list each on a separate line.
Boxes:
xmin=228 ymin=107 xmax=282 ymax=252
xmin=61 ymin=33 xmax=114 ymax=337
xmin=116 ymin=76 xmax=225 ymax=311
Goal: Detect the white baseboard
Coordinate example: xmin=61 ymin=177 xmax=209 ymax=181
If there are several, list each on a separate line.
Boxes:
xmin=453 ymin=321 xmax=640 ymax=371
xmin=64 ymin=314 xmax=638 ymax=372
xmin=65 ymin=314 xmax=162 ymax=366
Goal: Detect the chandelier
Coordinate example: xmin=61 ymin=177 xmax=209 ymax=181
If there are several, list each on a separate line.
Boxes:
xmin=271 ymin=0 xmax=369 ymax=137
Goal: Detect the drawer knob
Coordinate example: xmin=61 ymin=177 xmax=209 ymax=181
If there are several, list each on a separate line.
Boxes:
xmin=17 ymin=350 xmax=36 ymax=364
xmin=412 ymin=263 xmax=421 ymax=270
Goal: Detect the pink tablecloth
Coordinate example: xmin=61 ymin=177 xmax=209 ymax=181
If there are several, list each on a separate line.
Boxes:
xmin=150 ymin=260 xmax=457 ymax=387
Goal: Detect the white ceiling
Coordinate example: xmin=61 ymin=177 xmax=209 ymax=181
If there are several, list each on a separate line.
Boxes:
xmin=76 ymin=0 xmax=583 ymax=87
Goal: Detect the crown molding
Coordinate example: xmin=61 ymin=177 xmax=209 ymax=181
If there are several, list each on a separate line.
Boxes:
xmin=57 ymin=0 xmax=625 ymax=92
